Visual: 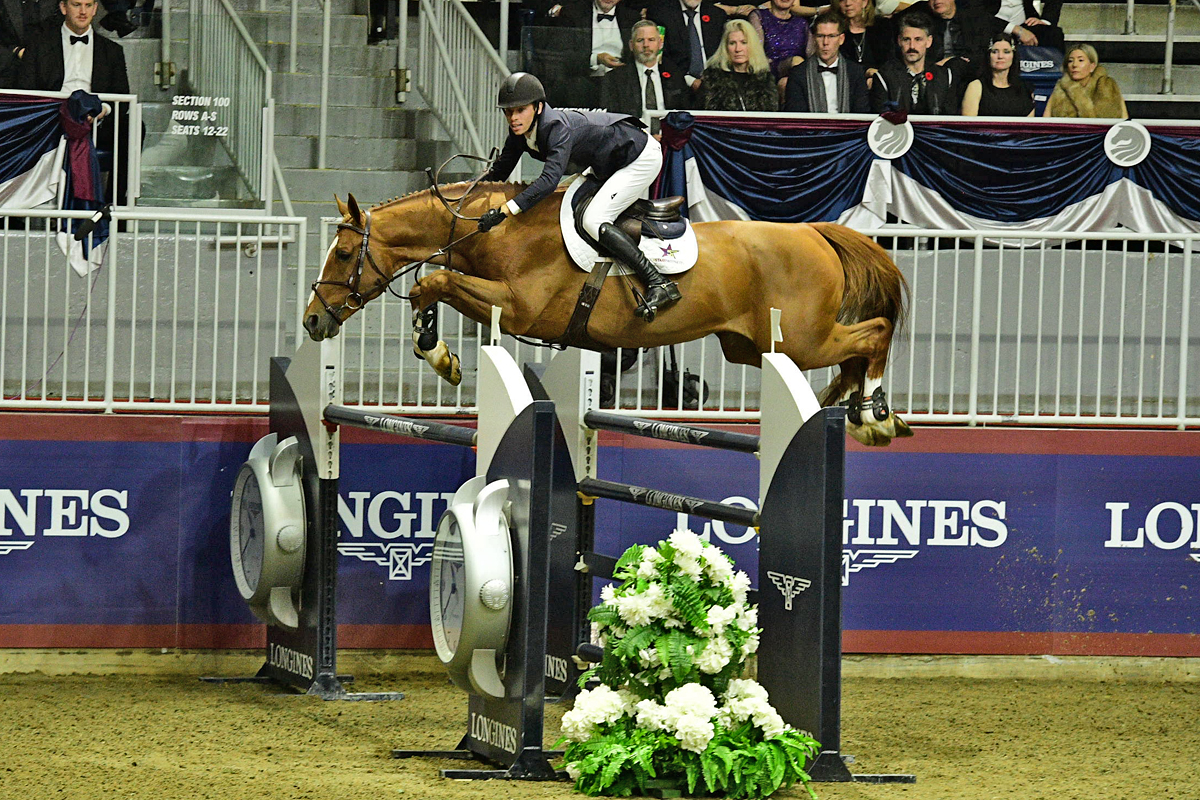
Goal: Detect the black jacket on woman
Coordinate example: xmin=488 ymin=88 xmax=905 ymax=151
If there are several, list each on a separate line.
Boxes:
xmin=700 ymin=67 xmax=779 ymax=111
xmin=483 ymin=105 xmax=647 ymax=213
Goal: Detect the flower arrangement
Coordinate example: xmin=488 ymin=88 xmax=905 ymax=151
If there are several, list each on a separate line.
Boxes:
xmin=559 ymin=529 xmax=819 ymax=798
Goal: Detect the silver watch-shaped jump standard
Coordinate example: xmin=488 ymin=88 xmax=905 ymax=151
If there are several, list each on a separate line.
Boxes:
xmin=430 ymin=475 xmax=515 ymax=699
xmin=229 ymin=433 xmax=307 ymax=629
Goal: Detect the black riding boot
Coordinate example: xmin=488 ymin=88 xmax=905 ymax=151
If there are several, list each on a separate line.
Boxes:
xmin=597 ymin=222 xmax=681 ymax=322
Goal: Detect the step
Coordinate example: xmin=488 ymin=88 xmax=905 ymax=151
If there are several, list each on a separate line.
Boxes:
xmin=141 ymin=165 xmax=250 ymax=201
xmin=1059 ymin=3 xmax=1200 ymax=35
xmin=1125 ymin=94 xmax=1200 ymax=120
xmin=1089 ymin=35 xmax=1200 ymax=66
xmin=273 ymin=103 xmax=420 ymax=138
xmin=273 ymin=72 xmax=401 ymax=107
xmin=221 ymin=0 xmax=359 ymax=15
xmin=171 ymin=9 xmax=367 ymax=47
xmin=281 ymin=168 xmax=428 ymax=202
xmin=1106 ymin=62 xmax=1200 ymax=94
xmin=260 ymin=41 xmax=401 ymax=74
xmin=274 ymin=135 xmax=417 ymax=170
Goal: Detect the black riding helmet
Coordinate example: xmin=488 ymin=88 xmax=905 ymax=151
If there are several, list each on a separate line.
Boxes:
xmin=496 ymin=72 xmax=546 ymax=109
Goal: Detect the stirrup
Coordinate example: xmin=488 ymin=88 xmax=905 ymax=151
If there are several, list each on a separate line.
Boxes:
xmin=635 ymin=283 xmax=681 ymax=323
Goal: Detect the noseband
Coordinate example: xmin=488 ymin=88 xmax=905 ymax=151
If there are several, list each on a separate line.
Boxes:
xmin=310 ymin=210 xmax=392 ymax=325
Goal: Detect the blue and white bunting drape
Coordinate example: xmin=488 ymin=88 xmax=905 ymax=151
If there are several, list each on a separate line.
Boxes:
xmin=657 ymin=112 xmax=1200 ymax=236
xmin=0 ymin=92 xmax=109 ymax=275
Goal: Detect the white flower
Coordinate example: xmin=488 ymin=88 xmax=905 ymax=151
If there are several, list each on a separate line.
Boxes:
xmin=740 ymin=632 xmax=760 ymax=657
xmin=726 ymin=679 xmax=770 ymax=703
xmin=600 ymin=584 xmax=616 ymax=603
xmin=695 ymin=636 xmax=733 ymax=674
xmin=637 ymin=647 xmax=661 ymax=668
xmin=755 ymin=707 xmax=787 ymax=738
xmin=668 ymin=528 xmax=705 ymax=562
xmin=705 ymin=604 xmax=739 ymax=635
xmin=614 ymin=592 xmax=656 ymax=627
xmin=701 ymin=546 xmax=734 ymax=582
xmin=634 ymin=698 xmax=673 ymax=731
xmin=664 ymin=683 xmax=718 ymax=721
xmin=730 ymin=571 xmax=751 ymax=604
xmin=560 ymin=685 xmax=632 ymax=741
xmin=638 ymin=582 xmax=675 ymax=621
xmin=674 ymin=713 xmax=715 ymax=752
xmin=675 ymin=555 xmax=704 ymax=580
xmin=566 ymin=762 xmax=582 ymax=781
xmin=636 ymin=547 xmax=662 ymax=579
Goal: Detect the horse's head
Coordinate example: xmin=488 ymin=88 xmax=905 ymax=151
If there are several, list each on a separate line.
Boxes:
xmin=304 ymin=193 xmax=394 ymax=341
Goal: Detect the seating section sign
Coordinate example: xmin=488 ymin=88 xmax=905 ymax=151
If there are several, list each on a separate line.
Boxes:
xmin=0 ymin=416 xmax=1196 ymax=656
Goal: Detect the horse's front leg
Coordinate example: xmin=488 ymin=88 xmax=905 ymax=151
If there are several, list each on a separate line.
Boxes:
xmin=410 ymin=275 xmax=461 ymax=387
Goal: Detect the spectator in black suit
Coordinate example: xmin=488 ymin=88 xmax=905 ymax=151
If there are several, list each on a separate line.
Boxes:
xmin=784 ymin=11 xmax=870 ymax=113
xmin=18 ymin=0 xmax=129 ymax=94
xmin=905 ymin=0 xmax=992 ymax=104
xmin=649 ymin=0 xmax=727 ymax=93
xmin=984 ymin=0 xmax=1063 ymax=53
xmin=559 ymin=0 xmax=641 ymax=79
xmin=19 ymin=0 xmax=133 ymax=203
xmin=869 ymin=11 xmax=955 ymax=114
xmin=1 ymin=0 xmax=60 ymax=50
xmin=0 ymin=42 xmax=15 ymax=85
xmin=603 ymin=19 xmax=687 ymax=132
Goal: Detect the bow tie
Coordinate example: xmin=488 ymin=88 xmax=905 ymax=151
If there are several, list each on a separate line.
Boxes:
xmin=69 ymin=34 xmax=88 ymax=45
xmin=596 ymin=12 xmax=615 ymax=21
xmin=818 ymin=64 xmax=837 ymax=73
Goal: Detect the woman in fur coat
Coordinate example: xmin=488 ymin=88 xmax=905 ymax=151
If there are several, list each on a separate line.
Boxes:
xmin=1044 ymin=44 xmax=1128 ymax=119
xmin=700 ymin=19 xmax=780 ymax=111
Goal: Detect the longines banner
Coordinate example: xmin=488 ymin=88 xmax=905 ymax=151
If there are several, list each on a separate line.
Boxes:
xmin=0 ymin=416 xmax=1196 ymax=656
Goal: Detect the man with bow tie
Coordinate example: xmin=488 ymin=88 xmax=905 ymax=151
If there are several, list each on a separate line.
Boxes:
xmin=783 ymin=11 xmax=869 ymax=113
xmin=559 ymin=0 xmax=640 ymax=80
xmin=19 ymin=0 xmax=132 ymax=203
xmin=18 ymin=0 xmax=129 ymax=96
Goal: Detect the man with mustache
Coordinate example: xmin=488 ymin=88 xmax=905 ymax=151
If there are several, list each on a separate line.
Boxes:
xmin=868 ymin=11 xmax=954 ymax=114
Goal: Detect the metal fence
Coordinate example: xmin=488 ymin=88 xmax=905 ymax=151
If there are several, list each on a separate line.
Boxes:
xmin=0 ymin=209 xmax=306 ymax=412
xmin=318 ymin=223 xmax=1200 ymax=429
xmin=2 ymin=218 xmax=1196 ymax=429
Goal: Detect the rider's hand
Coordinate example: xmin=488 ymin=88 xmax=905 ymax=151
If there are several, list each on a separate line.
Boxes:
xmin=478 ymin=207 xmax=506 ymax=232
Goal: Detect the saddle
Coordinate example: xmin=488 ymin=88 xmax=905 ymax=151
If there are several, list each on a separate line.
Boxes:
xmin=569 ymin=176 xmax=687 ymax=247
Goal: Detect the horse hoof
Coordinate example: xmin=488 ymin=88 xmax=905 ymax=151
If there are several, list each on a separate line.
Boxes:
xmin=446 ymin=354 xmax=462 ymax=386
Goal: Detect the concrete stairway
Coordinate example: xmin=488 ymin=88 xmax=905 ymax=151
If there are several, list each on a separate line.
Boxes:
xmin=118 ymin=0 xmax=462 ymax=238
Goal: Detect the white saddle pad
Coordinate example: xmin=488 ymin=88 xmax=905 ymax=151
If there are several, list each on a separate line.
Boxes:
xmin=559 ymin=177 xmax=698 ymax=275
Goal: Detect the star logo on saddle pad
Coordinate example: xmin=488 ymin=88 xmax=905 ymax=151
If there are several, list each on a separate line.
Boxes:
xmin=659 ymin=244 xmax=679 ymax=258
xmin=766 ymin=570 xmax=811 ymax=611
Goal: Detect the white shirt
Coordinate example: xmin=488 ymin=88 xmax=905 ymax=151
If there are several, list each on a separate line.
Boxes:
xmin=60 ymin=23 xmax=94 ymax=93
xmin=590 ymin=3 xmax=624 ymax=76
xmin=636 ymin=63 xmax=666 ymax=126
xmin=996 ymin=0 xmax=1026 ymax=32
xmin=819 ymin=57 xmax=839 ymax=113
xmin=680 ymin=0 xmax=707 ymax=85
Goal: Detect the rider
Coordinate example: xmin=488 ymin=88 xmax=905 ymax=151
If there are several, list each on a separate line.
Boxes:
xmin=477 ymin=72 xmax=682 ymax=322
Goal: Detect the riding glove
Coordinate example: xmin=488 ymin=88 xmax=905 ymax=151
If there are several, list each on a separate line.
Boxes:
xmin=478 ymin=208 xmax=506 ymax=232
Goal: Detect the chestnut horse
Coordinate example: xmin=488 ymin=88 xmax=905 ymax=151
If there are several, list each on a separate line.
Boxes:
xmin=303 ymin=183 xmax=911 ymax=446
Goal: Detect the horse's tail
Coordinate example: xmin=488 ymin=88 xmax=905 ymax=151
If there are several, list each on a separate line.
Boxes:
xmin=810 ymin=222 xmax=908 ymax=335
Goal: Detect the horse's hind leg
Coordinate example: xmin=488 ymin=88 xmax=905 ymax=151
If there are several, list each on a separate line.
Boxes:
xmin=814 ymin=318 xmax=912 ymax=446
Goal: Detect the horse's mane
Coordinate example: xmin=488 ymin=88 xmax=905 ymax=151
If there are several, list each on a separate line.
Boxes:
xmin=368 ymin=181 xmax=532 ymax=212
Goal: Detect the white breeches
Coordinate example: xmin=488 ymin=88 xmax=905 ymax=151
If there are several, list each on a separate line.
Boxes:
xmin=580 ymin=135 xmax=664 ymax=240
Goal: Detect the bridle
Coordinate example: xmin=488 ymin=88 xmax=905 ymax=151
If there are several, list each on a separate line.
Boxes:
xmin=309 ymin=151 xmax=498 ymax=329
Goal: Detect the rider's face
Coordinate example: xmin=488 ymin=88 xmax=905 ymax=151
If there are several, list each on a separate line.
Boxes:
xmin=504 ymin=103 xmax=537 ymax=136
